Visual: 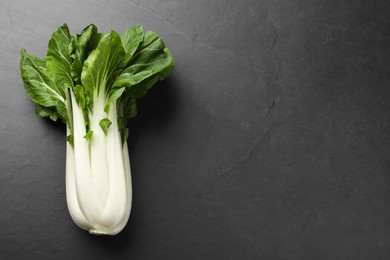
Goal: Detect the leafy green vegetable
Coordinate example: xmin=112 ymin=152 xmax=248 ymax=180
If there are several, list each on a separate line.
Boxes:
xmin=21 ymin=23 xmax=173 ymax=143
xmin=20 ymin=23 xmax=174 ymax=235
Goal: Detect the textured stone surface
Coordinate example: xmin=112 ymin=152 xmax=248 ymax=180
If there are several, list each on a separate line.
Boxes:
xmin=1 ymin=0 xmax=390 ymax=259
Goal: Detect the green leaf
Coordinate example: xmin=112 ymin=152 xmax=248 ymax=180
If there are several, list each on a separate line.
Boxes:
xmin=35 ymin=104 xmax=59 ymax=122
xmin=116 ymin=96 xmax=137 ymax=138
xmin=104 ymin=87 xmax=125 ymax=113
xmin=114 ymin=71 xmax=155 ymax=87
xmin=55 ymin=99 xmax=68 ymax=123
xmin=159 ymin=47 xmax=175 ymax=80
xmin=112 ymin=32 xmax=174 ymax=101
xmin=20 ymin=49 xmax=65 ymax=108
xmin=121 ymin=25 xmax=144 ymax=66
xmin=124 ymin=31 xmax=173 ymax=75
xmin=99 ymin=118 xmax=112 ymax=135
xmin=119 ymin=97 xmax=137 ymax=119
xmin=69 ymin=24 xmax=102 ymax=84
xmin=124 ymin=98 xmax=137 ymax=119
xmin=83 ymin=130 xmax=93 ymax=142
xmin=126 ymin=73 xmax=160 ymax=99
xmin=81 ymin=30 xmax=125 ymax=98
xmin=66 ymin=134 xmax=74 ymax=146
xmin=46 ymin=24 xmax=73 ymax=92
xmin=73 ymin=85 xmax=89 ymax=109
xmin=106 ymin=35 xmax=174 ymax=105
xmin=121 ymin=128 xmax=129 ymax=144
xmin=106 ymin=70 xmax=155 ymax=105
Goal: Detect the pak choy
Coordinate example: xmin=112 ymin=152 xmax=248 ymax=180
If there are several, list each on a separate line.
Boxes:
xmin=20 ymin=24 xmax=174 ymax=235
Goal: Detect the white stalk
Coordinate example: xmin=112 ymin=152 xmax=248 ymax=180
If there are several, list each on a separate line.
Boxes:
xmin=70 ymin=90 xmax=103 ymax=225
xmin=65 ymin=90 xmax=133 ymax=235
xmin=65 ymin=88 xmax=92 ymax=231
xmin=92 ymin=104 xmax=128 ymax=234
xmin=89 ymin=90 xmax=109 ymax=207
xmin=111 ymin=141 xmax=132 ymax=234
xmin=66 ymin=88 xmax=132 ymax=235
xmin=65 ymin=126 xmax=91 ymax=230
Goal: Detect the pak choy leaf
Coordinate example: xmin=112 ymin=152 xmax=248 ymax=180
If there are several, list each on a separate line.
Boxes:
xmin=121 ymin=97 xmax=137 ymax=119
xmin=121 ymin=24 xmax=144 ymax=66
xmin=20 ymin=49 xmax=67 ymax=122
xmin=46 ymin=24 xmax=73 ymax=92
xmin=121 ymin=73 xmax=160 ymax=99
xmin=106 ymin=70 xmax=156 ymax=107
xmin=35 ymin=104 xmax=59 ymax=122
xmin=124 ymin=31 xmax=174 ymax=76
xmin=73 ymin=84 xmax=90 ymax=110
xmin=83 ymin=130 xmax=93 ymax=141
xmin=117 ymin=98 xmax=136 ymax=145
xmin=99 ymin=118 xmax=112 ymax=135
xmin=35 ymin=101 xmax=68 ymax=123
xmin=69 ymin=24 xmax=102 ymax=84
xmin=106 ymin=31 xmax=174 ymax=107
xmin=81 ymin=30 xmax=125 ymax=101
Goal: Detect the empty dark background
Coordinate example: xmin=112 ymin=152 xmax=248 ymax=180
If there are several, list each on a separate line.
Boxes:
xmin=1 ymin=0 xmax=390 ymax=259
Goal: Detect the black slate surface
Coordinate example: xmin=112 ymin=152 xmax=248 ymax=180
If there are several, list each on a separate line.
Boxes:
xmin=1 ymin=0 xmax=390 ymax=259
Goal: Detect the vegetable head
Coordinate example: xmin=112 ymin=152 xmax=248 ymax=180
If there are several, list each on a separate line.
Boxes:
xmin=20 ymin=24 xmax=174 ymax=235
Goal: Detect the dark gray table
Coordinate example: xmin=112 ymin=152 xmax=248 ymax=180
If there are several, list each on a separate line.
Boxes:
xmin=1 ymin=0 xmax=390 ymax=259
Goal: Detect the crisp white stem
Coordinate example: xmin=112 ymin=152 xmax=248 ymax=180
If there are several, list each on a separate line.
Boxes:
xmin=65 ymin=89 xmax=132 ymax=235
xmin=93 ymin=104 xmax=127 ymax=234
xmin=111 ymin=141 xmax=132 ymax=235
xmin=70 ymin=90 xmax=103 ymax=225
xmin=65 ymin=126 xmax=91 ymax=230
xmin=89 ymin=90 xmax=109 ymax=207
